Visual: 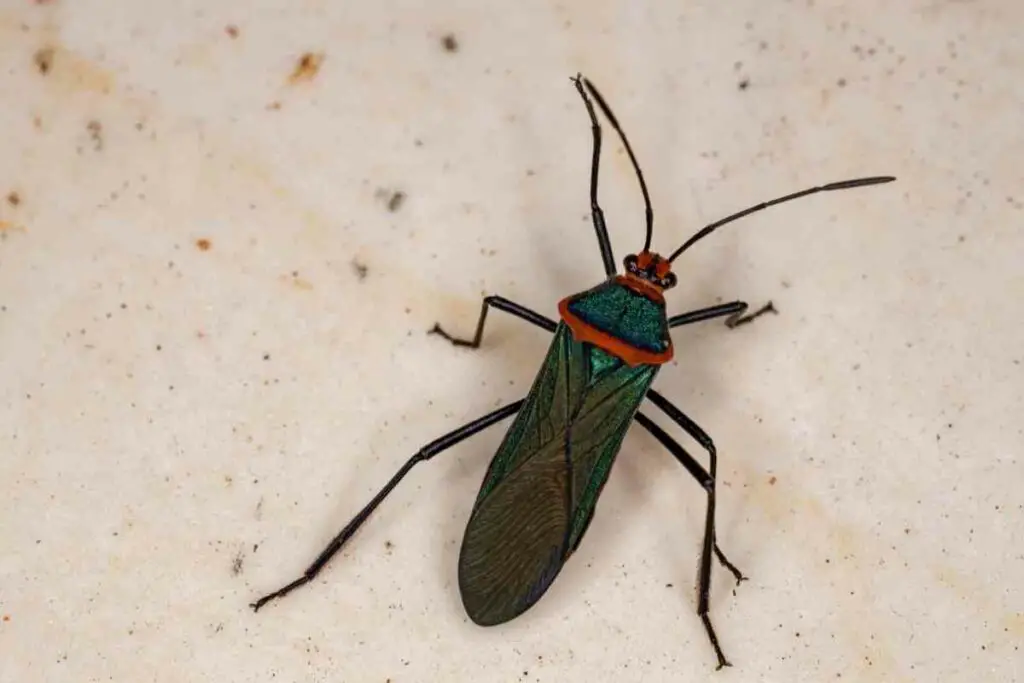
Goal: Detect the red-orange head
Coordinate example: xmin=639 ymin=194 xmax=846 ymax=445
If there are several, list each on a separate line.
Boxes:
xmin=622 ymin=251 xmax=677 ymax=291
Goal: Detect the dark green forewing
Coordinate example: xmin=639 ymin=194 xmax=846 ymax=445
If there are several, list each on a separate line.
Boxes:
xmin=458 ymin=322 xmax=658 ymax=625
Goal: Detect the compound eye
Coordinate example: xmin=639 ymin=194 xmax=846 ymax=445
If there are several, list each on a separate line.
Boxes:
xmin=623 ymin=254 xmax=639 ymax=272
xmin=661 ymin=272 xmax=677 ymax=289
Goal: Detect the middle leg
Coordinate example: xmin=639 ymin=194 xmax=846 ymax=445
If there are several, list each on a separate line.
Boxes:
xmin=430 ymin=295 xmax=556 ymax=348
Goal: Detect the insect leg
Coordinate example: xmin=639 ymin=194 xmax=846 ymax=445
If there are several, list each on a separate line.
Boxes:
xmin=634 ymin=411 xmax=736 ymax=669
xmin=251 ymin=399 xmax=525 ymax=612
xmin=668 ymin=300 xmax=777 ymax=329
xmin=642 ymin=389 xmax=748 ymax=669
xmin=570 ymin=75 xmax=617 ymax=277
xmin=430 ymin=295 xmax=556 ymax=348
xmin=646 ymin=389 xmax=746 ymax=582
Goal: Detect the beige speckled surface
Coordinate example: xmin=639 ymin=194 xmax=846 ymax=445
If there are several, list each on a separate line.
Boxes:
xmin=1 ymin=1 xmax=1021 ymax=681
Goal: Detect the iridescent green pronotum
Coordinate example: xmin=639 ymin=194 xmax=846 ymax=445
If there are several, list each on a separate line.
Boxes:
xmin=251 ymin=74 xmax=895 ymax=669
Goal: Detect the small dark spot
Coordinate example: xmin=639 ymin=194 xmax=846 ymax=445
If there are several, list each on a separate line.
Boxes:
xmin=738 ymin=78 xmax=750 ymax=91
xmin=837 ymin=77 xmax=847 ymax=88
xmin=225 ymin=25 xmax=239 ymax=39
xmin=6 ymin=192 xmax=20 ymax=207
xmin=33 ymin=46 xmax=54 ymax=75
xmin=769 ymin=476 xmax=777 ymax=485
xmin=387 ymin=190 xmax=406 ymax=212
xmin=195 ymin=238 xmax=211 ymax=251
xmin=957 ymin=234 xmax=965 ymax=243
xmin=665 ymin=583 xmax=674 ymax=588
xmin=265 ymin=101 xmax=282 ymax=111
xmin=351 ymin=258 xmax=368 ymax=281
xmin=262 ymin=353 xmax=270 ymax=361
xmin=288 ymin=52 xmax=324 ymax=84
xmin=385 ymin=540 xmax=394 ymax=552
xmin=2 ymin=615 xmax=9 ymax=622
xmin=441 ymin=33 xmax=459 ymax=53
xmin=86 ymin=120 xmax=104 ymax=151
xmin=231 ymin=550 xmax=244 ymax=576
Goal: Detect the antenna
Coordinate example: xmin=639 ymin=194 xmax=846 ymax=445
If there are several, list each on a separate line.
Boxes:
xmin=580 ymin=77 xmax=656 ymax=253
xmin=666 ymin=176 xmax=896 ymax=263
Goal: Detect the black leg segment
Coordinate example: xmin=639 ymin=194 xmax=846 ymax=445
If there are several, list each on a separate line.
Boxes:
xmin=251 ymin=399 xmax=525 ymax=612
xmin=642 ymin=389 xmax=747 ymax=669
xmin=429 ymin=295 xmax=556 ymax=349
xmin=668 ymin=300 xmax=777 ymax=330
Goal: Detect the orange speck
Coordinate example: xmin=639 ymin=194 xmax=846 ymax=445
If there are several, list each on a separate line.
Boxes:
xmin=288 ymin=52 xmax=324 ymax=84
xmin=225 ymin=25 xmax=239 ymax=39
xmin=265 ymin=101 xmax=282 ymax=111
xmin=195 ymin=238 xmax=211 ymax=251
xmin=2 ymin=614 xmax=9 ymax=621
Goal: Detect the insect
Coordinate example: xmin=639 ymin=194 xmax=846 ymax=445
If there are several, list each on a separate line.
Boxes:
xmin=251 ymin=74 xmax=894 ymax=669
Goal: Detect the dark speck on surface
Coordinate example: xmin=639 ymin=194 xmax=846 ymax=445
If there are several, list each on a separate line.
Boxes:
xmin=441 ymin=33 xmax=459 ymax=53
xmin=231 ymin=550 xmax=244 ymax=576
xmin=351 ymin=258 xmax=368 ymax=281
xmin=6 ymin=192 xmax=20 ymax=207
xmin=738 ymin=78 xmax=750 ymax=91
xmin=87 ymin=120 xmax=104 ymax=151
xmin=387 ymin=190 xmax=406 ymax=212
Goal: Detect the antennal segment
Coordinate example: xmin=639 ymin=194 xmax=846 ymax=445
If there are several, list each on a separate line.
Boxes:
xmin=580 ymin=77 xmax=656 ymax=253
xmin=666 ymin=176 xmax=895 ymax=263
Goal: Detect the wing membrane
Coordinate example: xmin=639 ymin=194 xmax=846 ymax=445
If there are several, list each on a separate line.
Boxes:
xmin=458 ymin=324 xmax=658 ymax=624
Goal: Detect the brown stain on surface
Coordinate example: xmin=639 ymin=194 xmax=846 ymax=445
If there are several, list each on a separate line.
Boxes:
xmin=195 ymin=238 xmax=211 ymax=251
xmin=6 ymin=192 xmax=20 ymax=207
xmin=30 ymin=41 xmax=115 ymax=93
xmin=279 ymin=271 xmax=313 ymax=290
xmin=288 ymin=52 xmax=324 ymax=84
xmin=225 ymin=25 xmax=239 ymax=39
xmin=33 ymin=46 xmax=54 ymax=74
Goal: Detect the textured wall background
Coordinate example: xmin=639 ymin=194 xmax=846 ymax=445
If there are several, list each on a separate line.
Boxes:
xmin=1 ymin=1 xmax=1020 ymax=681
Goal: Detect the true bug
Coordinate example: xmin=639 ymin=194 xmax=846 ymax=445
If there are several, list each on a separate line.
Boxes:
xmin=251 ymin=74 xmax=894 ymax=669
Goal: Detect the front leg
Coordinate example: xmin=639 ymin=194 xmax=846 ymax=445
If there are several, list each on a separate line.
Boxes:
xmin=668 ymin=300 xmax=777 ymax=329
xmin=430 ymin=295 xmax=556 ymax=349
